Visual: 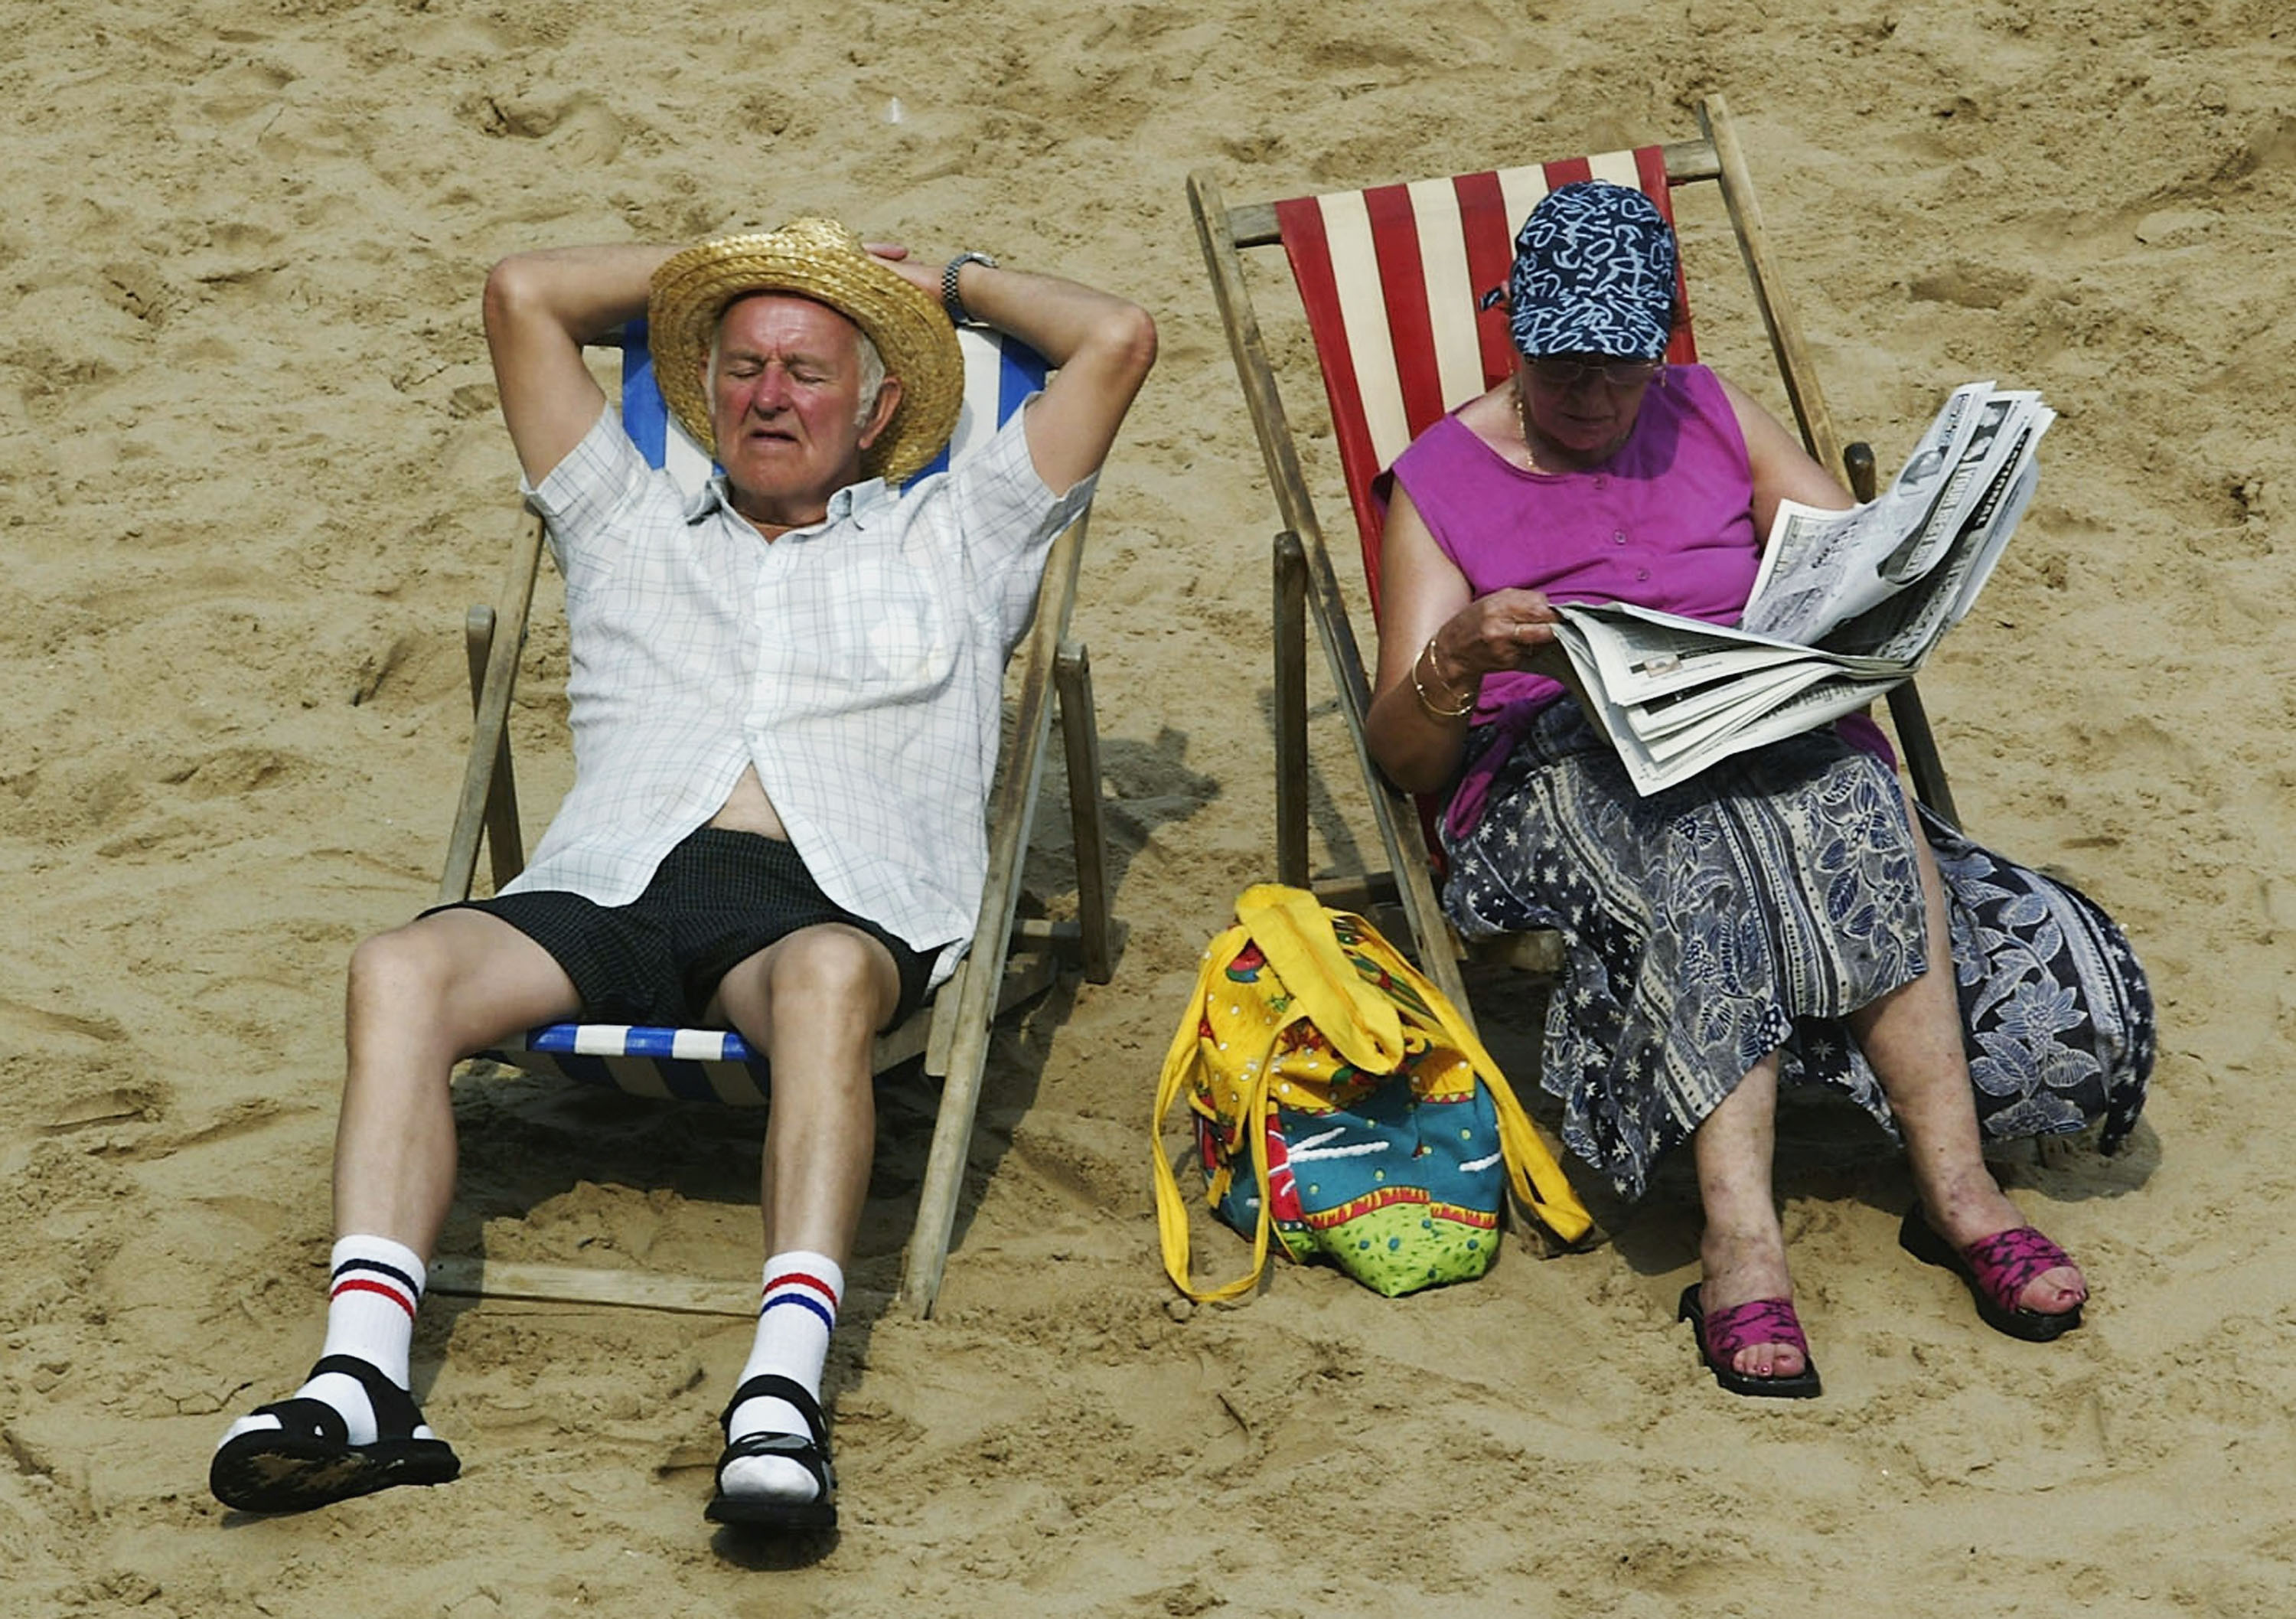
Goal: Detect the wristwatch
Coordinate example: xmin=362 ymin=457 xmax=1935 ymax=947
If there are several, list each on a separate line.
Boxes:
xmin=941 ymin=251 xmax=998 ymax=325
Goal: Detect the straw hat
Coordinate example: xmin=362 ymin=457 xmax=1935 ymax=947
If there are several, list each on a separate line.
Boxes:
xmin=647 ymin=219 xmax=964 ymax=485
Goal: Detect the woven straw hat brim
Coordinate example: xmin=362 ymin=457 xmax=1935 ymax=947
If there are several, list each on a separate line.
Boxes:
xmin=648 ymin=221 xmax=964 ymax=486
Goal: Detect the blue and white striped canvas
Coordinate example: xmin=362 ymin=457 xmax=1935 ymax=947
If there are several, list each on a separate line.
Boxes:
xmin=483 ymin=321 xmax=1050 ymax=1105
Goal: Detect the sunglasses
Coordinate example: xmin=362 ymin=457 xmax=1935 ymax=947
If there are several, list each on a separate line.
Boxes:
xmin=1525 ymin=355 xmax=1664 ymax=387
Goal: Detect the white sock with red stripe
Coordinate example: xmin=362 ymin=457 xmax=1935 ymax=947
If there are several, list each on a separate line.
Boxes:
xmin=219 ymin=1235 xmax=426 ymax=1451
xmin=317 ymin=1235 xmax=424 ymax=1384
xmin=721 ymin=1251 xmax=840 ymax=1503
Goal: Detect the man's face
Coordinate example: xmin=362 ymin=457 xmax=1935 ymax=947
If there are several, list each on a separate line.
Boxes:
xmin=706 ymin=293 xmax=894 ymax=527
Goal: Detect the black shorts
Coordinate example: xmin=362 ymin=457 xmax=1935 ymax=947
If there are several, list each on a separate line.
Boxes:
xmin=435 ymin=827 xmax=935 ymax=1030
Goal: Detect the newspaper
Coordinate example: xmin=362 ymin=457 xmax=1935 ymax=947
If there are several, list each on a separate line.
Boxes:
xmin=1547 ymin=381 xmax=2053 ymax=795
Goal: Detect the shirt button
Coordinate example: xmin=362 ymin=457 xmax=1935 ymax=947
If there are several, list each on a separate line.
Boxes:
xmin=1636 ymin=568 xmax=1650 ymax=580
xmin=1612 ymin=530 xmax=1627 ymax=544
xmin=1593 ymin=476 xmax=1607 ymax=490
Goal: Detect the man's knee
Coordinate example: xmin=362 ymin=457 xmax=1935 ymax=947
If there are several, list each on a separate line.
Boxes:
xmin=764 ymin=927 xmax=899 ymax=1027
xmin=348 ymin=910 xmax=577 ymax=1058
xmin=347 ymin=921 xmax=457 ymax=1018
xmin=347 ymin=912 xmax=532 ymax=1027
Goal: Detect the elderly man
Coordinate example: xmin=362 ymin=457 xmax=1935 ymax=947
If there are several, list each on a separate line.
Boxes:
xmin=211 ymin=220 xmax=1156 ymax=1531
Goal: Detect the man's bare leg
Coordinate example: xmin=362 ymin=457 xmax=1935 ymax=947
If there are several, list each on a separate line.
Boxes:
xmin=211 ymin=909 xmax=580 ymax=1511
xmin=703 ymin=922 xmax=899 ymax=1519
xmin=709 ymin=922 xmax=897 ymax=1262
xmin=1849 ymin=798 xmax=2086 ymax=1317
xmin=1690 ymin=1052 xmax=1808 ymax=1380
xmin=334 ymin=909 xmax=585 ymax=1252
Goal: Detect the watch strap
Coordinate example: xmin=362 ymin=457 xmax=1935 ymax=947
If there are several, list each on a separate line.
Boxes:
xmin=941 ymin=251 xmax=998 ymax=325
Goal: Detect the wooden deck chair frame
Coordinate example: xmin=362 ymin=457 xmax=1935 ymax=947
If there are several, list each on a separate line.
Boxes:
xmin=431 ymin=325 xmax=1120 ymax=1319
xmin=1189 ymin=93 xmax=1960 ymax=1022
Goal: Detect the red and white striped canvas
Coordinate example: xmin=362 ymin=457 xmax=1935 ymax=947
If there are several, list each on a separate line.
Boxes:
xmin=1274 ymin=145 xmax=1694 ymax=612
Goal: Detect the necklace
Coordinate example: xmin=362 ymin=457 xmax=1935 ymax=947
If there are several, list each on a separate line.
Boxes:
xmin=1510 ymin=379 xmax=1537 ymax=469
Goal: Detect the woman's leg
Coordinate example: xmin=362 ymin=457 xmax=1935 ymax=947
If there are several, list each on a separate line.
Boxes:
xmin=1847 ymin=794 xmax=2085 ymax=1316
xmin=1691 ymin=1051 xmax=1806 ymax=1378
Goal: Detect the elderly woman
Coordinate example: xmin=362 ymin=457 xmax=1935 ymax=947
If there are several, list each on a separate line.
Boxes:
xmin=1363 ymin=181 xmax=2151 ymax=1397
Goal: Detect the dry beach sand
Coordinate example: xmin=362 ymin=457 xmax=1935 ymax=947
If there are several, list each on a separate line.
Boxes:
xmin=4 ymin=0 xmax=2295 ymax=1613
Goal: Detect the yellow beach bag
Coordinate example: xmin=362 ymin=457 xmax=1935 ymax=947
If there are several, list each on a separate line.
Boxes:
xmin=1152 ymin=884 xmax=1591 ymax=1301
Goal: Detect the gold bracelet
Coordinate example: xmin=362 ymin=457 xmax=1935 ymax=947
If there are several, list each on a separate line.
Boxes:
xmin=1411 ymin=636 xmax=1475 ymax=719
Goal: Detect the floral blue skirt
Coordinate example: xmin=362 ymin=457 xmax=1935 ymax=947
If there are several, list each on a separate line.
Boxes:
xmin=1440 ymin=703 xmax=2154 ymax=1203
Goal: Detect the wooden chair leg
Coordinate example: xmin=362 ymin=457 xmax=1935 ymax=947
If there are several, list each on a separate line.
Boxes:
xmin=1055 ymin=641 xmax=1119 ymax=985
xmin=1290 ymin=524 xmax=1477 ymax=1022
xmin=441 ymin=508 xmax=546 ymax=906
xmin=1274 ymin=531 xmax=1312 ymax=889
xmin=1701 ymin=93 xmax=1846 ymax=481
xmin=900 ymin=541 xmax=1068 ymax=1316
xmin=429 ymin=1255 xmax=753 ymax=1317
xmin=1887 ymin=682 xmax=1961 ymax=828
xmin=461 ymin=606 xmax=526 ymax=893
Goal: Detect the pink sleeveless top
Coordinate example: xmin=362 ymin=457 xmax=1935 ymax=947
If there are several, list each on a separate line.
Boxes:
xmin=1390 ymin=364 xmax=1889 ymax=827
xmin=1391 ymin=363 xmax=1758 ymax=719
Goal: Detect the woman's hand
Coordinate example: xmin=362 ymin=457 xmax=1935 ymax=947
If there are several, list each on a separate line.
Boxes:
xmin=1368 ymin=488 xmax=1567 ymax=795
xmin=1429 ymin=588 xmax=1564 ymax=687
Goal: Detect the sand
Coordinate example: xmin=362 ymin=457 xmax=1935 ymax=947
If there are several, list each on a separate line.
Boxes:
xmin=3 ymin=0 xmax=2294 ymax=1613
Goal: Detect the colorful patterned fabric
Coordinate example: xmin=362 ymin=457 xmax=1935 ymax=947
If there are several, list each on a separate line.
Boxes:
xmin=1196 ymin=1006 xmax=1512 ymax=1298
xmin=1153 ymin=886 xmax=1591 ymax=1301
xmin=1440 ymin=703 xmax=2154 ymax=1201
xmin=1506 ymin=181 xmax=1678 ymax=361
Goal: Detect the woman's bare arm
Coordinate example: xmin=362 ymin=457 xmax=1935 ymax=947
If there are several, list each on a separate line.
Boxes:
xmin=1365 ymin=485 xmax=1566 ymax=795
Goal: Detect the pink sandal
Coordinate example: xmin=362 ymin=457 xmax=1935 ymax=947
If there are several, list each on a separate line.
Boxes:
xmin=1899 ymin=1207 xmax=2085 ymax=1342
xmin=1678 ymin=1283 xmax=1821 ymax=1399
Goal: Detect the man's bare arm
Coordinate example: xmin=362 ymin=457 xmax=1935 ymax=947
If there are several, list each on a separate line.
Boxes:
xmin=482 ymin=243 xmax=680 ymax=485
xmin=872 ymin=249 xmax=1156 ymax=495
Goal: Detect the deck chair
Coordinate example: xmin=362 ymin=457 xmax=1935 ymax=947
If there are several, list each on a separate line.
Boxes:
xmin=430 ymin=323 xmax=1120 ymax=1318
xmin=1189 ymin=93 xmax=1960 ymax=1022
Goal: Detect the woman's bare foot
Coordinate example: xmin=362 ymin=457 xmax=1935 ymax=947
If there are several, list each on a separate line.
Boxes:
xmin=1918 ymin=1174 xmax=2086 ymax=1317
xmin=1698 ymin=1220 xmax=1805 ymax=1379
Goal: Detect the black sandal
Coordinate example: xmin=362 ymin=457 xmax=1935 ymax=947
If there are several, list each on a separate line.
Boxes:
xmin=210 ymin=1354 xmax=461 ymax=1513
xmin=704 ymin=1373 xmax=837 ymax=1532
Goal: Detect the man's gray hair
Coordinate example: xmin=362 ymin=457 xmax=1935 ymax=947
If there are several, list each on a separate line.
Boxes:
xmin=850 ymin=329 xmax=887 ymax=429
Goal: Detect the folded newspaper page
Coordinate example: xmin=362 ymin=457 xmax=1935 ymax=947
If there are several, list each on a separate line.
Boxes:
xmin=1548 ymin=381 xmax=2053 ymax=795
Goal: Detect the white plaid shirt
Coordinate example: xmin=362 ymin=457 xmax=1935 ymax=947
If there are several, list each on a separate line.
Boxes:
xmin=505 ymin=403 xmax=1094 ymax=985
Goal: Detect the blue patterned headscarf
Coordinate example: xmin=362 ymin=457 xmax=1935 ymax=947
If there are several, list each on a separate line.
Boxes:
xmin=1505 ymin=181 xmax=1678 ymax=361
